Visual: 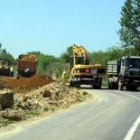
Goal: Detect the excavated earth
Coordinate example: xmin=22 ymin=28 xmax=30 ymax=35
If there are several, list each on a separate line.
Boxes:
xmin=1 ymin=74 xmax=54 ymax=93
xmin=0 ymin=75 xmax=91 ymax=131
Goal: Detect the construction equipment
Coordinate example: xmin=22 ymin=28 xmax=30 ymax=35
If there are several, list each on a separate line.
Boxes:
xmin=107 ymin=56 xmax=140 ymax=90
xmin=69 ymin=44 xmax=105 ymax=88
xmin=17 ymin=54 xmax=37 ymax=77
xmin=0 ymin=58 xmax=10 ymax=76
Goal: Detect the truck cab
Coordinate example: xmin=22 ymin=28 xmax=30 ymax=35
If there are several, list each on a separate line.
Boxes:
xmin=119 ymin=56 xmax=140 ymax=90
xmin=107 ymin=56 xmax=140 ymax=90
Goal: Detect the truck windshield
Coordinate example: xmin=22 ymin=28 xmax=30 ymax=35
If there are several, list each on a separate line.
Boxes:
xmin=125 ymin=58 xmax=140 ymax=68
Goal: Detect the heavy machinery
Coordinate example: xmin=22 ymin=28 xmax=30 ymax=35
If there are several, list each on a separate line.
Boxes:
xmin=17 ymin=54 xmax=37 ymax=77
xmin=107 ymin=56 xmax=140 ymax=90
xmin=0 ymin=58 xmax=10 ymax=76
xmin=69 ymin=44 xmax=105 ymax=88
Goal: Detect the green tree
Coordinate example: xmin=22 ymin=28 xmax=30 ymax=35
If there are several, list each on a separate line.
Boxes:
xmin=119 ymin=0 xmax=140 ymax=52
xmin=60 ymin=46 xmax=73 ymax=62
xmin=133 ymin=0 xmax=140 ymax=50
xmin=119 ymin=0 xmax=134 ymax=47
xmin=0 ymin=43 xmax=16 ymax=65
xmin=37 ymin=53 xmax=60 ymax=74
xmin=89 ymin=51 xmax=107 ymax=65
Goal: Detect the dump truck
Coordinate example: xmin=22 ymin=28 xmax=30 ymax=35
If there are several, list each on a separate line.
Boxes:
xmin=17 ymin=54 xmax=37 ymax=77
xmin=69 ymin=44 xmax=105 ymax=89
xmin=107 ymin=56 xmax=140 ymax=90
xmin=0 ymin=58 xmax=10 ymax=76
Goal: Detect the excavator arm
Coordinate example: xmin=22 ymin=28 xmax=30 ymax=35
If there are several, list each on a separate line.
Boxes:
xmin=72 ymin=44 xmax=89 ymax=66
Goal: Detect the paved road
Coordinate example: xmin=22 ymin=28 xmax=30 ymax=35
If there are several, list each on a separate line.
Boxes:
xmin=1 ymin=89 xmax=140 ymax=140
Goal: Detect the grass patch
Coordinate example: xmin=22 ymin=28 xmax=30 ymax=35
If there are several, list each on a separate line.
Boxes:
xmin=82 ymin=91 xmax=88 ymax=96
xmin=0 ymin=118 xmax=13 ymax=128
xmin=75 ymin=97 xmax=83 ymax=102
xmin=27 ymin=109 xmax=41 ymax=116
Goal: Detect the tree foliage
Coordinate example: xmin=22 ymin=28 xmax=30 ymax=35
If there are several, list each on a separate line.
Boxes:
xmin=119 ymin=0 xmax=140 ymax=51
xmin=89 ymin=47 xmax=137 ymax=65
xmin=0 ymin=43 xmax=138 ymax=79
xmin=37 ymin=53 xmax=57 ymax=73
xmin=60 ymin=46 xmax=73 ymax=62
xmin=36 ymin=52 xmax=69 ymax=79
xmin=0 ymin=44 xmax=16 ymax=65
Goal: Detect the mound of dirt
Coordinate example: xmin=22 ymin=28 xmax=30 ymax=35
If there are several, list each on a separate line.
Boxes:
xmin=1 ymin=74 xmax=54 ymax=93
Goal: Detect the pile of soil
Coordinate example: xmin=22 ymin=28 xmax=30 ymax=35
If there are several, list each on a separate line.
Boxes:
xmin=1 ymin=74 xmax=54 ymax=93
xmin=0 ymin=83 xmax=91 ymax=127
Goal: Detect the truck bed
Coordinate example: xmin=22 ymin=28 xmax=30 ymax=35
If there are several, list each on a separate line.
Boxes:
xmin=107 ymin=60 xmax=119 ymax=75
xmin=17 ymin=60 xmax=37 ymax=72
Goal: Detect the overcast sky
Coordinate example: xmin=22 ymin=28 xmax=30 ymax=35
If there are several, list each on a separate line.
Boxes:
xmin=0 ymin=0 xmax=125 ymax=58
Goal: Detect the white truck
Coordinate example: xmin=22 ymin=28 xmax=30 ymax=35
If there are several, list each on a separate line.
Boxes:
xmin=107 ymin=56 xmax=140 ymax=90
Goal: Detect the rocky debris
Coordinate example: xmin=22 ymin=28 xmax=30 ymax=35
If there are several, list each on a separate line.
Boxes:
xmin=0 ymin=105 xmax=2 ymax=111
xmin=16 ymin=99 xmax=42 ymax=110
xmin=0 ymin=90 xmax=14 ymax=109
xmin=0 ymin=82 xmax=91 ymax=126
xmin=42 ymin=90 xmax=52 ymax=98
xmin=1 ymin=108 xmax=26 ymax=121
xmin=0 ymin=79 xmax=8 ymax=90
xmin=13 ymin=82 xmax=89 ymax=112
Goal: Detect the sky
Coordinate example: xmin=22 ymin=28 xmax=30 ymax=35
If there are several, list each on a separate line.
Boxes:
xmin=0 ymin=0 xmax=125 ymax=58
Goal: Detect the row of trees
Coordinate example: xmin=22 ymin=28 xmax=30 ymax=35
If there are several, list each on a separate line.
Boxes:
xmin=0 ymin=43 xmax=138 ymax=78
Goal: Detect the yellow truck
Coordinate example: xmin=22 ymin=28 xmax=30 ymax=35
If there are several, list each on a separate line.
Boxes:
xmin=69 ymin=44 xmax=105 ymax=89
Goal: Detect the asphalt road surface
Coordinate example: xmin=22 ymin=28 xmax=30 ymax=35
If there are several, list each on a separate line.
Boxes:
xmin=1 ymin=89 xmax=140 ymax=140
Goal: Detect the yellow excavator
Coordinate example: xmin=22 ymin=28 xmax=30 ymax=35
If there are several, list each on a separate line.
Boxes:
xmin=69 ymin=44 xmax=105 ymax=88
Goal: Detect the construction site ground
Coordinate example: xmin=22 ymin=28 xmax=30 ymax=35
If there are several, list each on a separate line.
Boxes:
xmin=1 ymin=74 xmax=54 ymax=93
xmin=0 ymin=74 xmax=91 ymax=133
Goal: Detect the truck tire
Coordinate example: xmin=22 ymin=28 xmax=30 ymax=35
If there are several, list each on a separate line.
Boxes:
xmin=93 ymin=85 xmax=101 ymax=89
xmin=76 ymin=83 xmax=80 ymax=88
xmin=129 ymin=86 xmax=137 ymax=91
xmin=126 ymin=85 xmax=131 ymax=91
xmin=69 ymin=82 xmax=74 ymax=87
xmin=114 ymin=83 xmax=118 ymax=89
xmin=108 ymin=82 xmax=111 ymax=89
xmin=132 ymin=87 xmax=137 ymax=91
xmin=97 ymin=86 xmax=101 ymax=89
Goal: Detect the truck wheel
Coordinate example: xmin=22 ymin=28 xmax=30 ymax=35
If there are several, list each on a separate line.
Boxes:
xmin=130 ymin=86 xmax=137 ymax=91
xmin=126 ymin=85 xmax=131 ymax=91
xmin=108 ymin=82 xmax=112 ymax=89
xmin=93 ymin=85 xmax=101 ymax=89
xmin=75 ymin=83 xmax=80 ymax=88
xmin=69 ymin=82 xmax=74 ymax=87
xmin=115 ymin=83 xmax=118 ymax=89
xmin=108 ymin=82 xmax=111 ymax=89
